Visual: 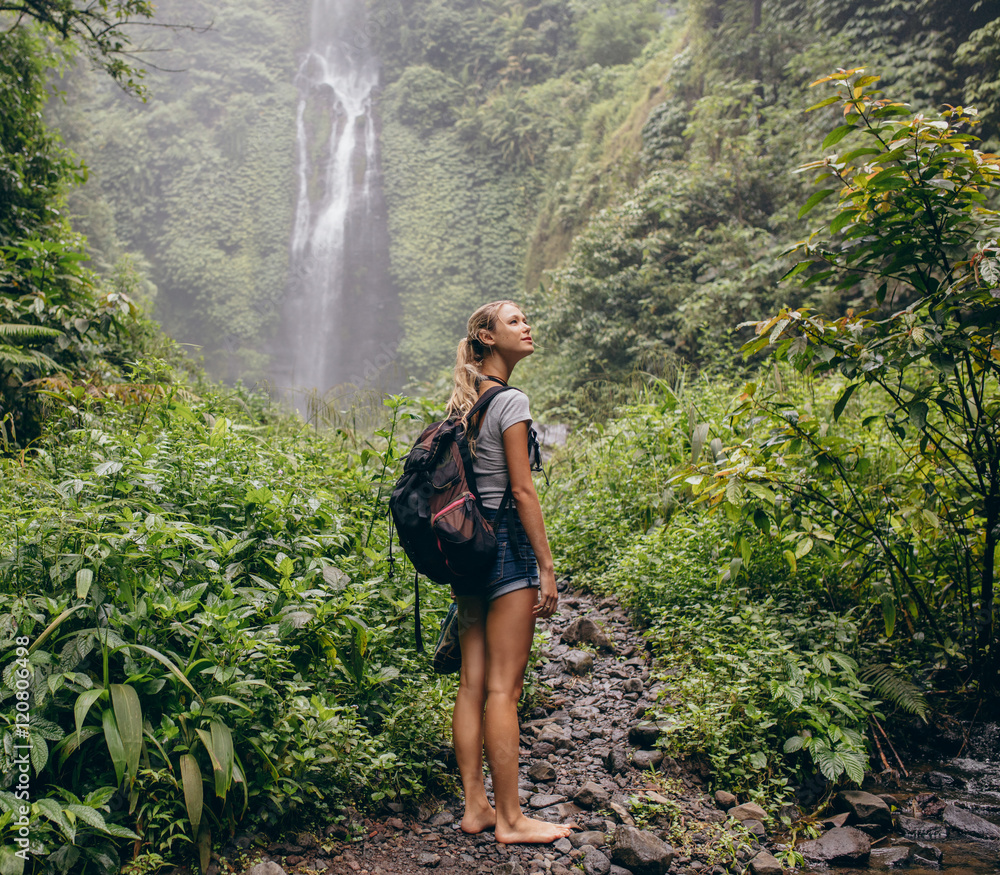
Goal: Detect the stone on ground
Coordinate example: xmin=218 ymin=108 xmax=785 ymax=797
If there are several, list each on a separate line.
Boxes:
xmin=245 ymin=864 xmax=286 ymax=875
xmin=570 ymin=830 xmax=609 ymax=848
xmin=574 ymin=781 xmax=611 ymax=810
xmin=632 ymin=749 xmax=664 ymax=770
xmin=906 ymin=841 xmax=944 ymax=867
xmin=835 ymin=790 xmax=892 ymax=828
xmin=611 ymin=825 xmax=674 ymax=875
xmin=714 ymin=790 xmax=737 ymax=809
xmin=743 ymin=818 xmax=766 ymax=837
xmin=528 ymin=761 xmax=556 ymax=783
xmin=797 ymin=826 xmax=871 ymax=863
xmin=942 ymin=803 xmax=1000 ymax=839
xmin=564 ymin=650 xmax=594 ymax=674
xmin=728 ymin=802 xmax=767 ymax=823
xmin=562 ymin=617 xmax=614 ymax=650
xmin=628 ymin=722 xmax=661 ymax=747
xmin=897 ymin=814 xmax=948 ymax=841
xmin=582 ymin=845 xmax=612 ymax=875
xmin=748 ymin=850 xmax=783 ymax=875
xmin=604 ymin=747 xmax=629 ymax=775
xmin=869 ymin=846 xmax=913 ymax=869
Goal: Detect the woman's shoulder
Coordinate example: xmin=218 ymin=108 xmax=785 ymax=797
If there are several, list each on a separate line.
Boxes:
xmin=488 ymin=387 xmax=531 ymax=428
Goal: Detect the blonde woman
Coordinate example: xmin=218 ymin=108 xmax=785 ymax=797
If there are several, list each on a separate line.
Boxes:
xmin=445 ymin=300 xmax=570 ymax=845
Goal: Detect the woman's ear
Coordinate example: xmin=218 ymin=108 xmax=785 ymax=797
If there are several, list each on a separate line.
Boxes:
xmin=477 ymin=328 xmax=494 ymax=351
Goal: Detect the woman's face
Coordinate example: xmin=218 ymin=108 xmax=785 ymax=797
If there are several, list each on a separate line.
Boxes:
xmin=482 ymin=303 xmax=533 ymax=360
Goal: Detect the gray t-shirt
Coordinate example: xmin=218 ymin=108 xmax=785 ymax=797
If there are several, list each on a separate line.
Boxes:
xmin=472 ymin=389 xmax=532 ymax=511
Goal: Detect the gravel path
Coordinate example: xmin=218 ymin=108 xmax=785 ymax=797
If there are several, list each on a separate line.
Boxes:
xmin=233 ymin=588 xmax=754 ymax=875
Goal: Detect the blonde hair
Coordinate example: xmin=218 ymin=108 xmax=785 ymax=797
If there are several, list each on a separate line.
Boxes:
xmin=445 ymin=299 xmax=517 ymax=426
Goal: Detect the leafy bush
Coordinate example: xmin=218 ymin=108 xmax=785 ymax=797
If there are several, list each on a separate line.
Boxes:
xmin=700 ymin=69 xmax=1000 ymax=693
xmin=1 ymin=385 xmax=455 ymax=873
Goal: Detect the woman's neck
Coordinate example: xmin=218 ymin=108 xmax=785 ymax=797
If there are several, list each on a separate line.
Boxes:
xmin=481 ymin=361 xmax=512 ymax=384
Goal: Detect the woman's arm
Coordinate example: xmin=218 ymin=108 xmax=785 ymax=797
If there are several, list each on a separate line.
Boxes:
xmin=502 ymin=420 xmax=558 ymax=618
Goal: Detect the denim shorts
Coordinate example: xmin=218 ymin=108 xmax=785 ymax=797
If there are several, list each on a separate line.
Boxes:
xmin=455 ymin=514 xmax=539 ymax=602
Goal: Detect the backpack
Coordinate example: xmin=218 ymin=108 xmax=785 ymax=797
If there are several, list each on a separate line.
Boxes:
xmin=389 ymin=385 xmax=541 ymax=651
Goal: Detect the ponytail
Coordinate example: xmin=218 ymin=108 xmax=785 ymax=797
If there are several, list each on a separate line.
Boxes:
xmin=445 ymin=299 xmax=517 ymax=429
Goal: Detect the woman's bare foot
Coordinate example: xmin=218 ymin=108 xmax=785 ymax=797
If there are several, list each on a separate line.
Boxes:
xmin=460 ymin=805 xmax=497 ymax=834
xmin=495 ymin=815 xmax=573 ymax=845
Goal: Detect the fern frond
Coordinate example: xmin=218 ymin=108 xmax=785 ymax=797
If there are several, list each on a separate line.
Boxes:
xmin=860 ymin=663 xmax=929 ymax=721
xmin=0 ymin=344 xmax=59 ymax=370
xmin=840 ymin=748 xmax=867 ymax=785
xmin=0 ymin=322 xmax=63 ymax=340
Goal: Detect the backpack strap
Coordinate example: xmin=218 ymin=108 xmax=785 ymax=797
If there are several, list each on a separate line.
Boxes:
xmin=461 ymin=385 xmax=515 ymax=505
xmin=466 ymin=384 xmax=515 ymax=420
xmin=414 ymin=570 xmax=423 ymax=652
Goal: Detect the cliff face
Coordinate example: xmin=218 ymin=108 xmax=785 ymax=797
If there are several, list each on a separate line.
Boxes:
xmin=53 ymin=0 xmax=998 ymax=395
xmin=53 ymin=0 xmax=308 ymax=385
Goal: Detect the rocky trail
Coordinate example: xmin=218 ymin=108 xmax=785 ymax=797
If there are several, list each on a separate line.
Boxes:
xmin=223 ymin=588 xmax=1000 ymax=875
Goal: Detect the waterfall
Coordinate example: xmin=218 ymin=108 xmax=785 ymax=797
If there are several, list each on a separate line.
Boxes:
xmin=276 ymin=0 xmax=398 ymax=412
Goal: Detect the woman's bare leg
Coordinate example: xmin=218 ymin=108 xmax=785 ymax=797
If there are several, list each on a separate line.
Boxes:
xmin=484 ymin=588 xmax=573 ymax=844
xmin=453 ymin=596 xmax=495 ymax=833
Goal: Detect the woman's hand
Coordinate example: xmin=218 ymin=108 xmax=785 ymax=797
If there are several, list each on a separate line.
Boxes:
xmin=533 ymin=568 xmax=559 ymax=618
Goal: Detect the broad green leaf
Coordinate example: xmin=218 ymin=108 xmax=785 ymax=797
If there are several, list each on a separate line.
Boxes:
xmin=110 ymin=684 xmax=142 ymax=786
xmin=783 ymin=550 xmax=797 ymax=574
xmin=840 ymin=146 xmax=881 ymax=163
xmin=65 ymin=804 xmax=106 ymax=831
xmin=197 ymin=821 xmax=212 ymax=874
xmin=830 ymin=209 xmax=859 ymax=234
xmin=783 ymin=735 xmax=805 ymax=753
xmin=28 ymin=604 xmax=88 ymax=653
xmin=690 ymin=422 xmax=709 ymax=464
xmin=798 ymin=189 xmax=836 ymax=219
xmin=57 ymin=726 xmax=102 ymax=768
xmin=210 ymin=721 xmax=234 ymax=801
xmin=180 ymin=753 xmax=203 ymax=839
xmin=780 ymin=260 xmax=814 ymax=282
xmin=101 ymin=709 xmax=126 ymax=788
xmin=34 ymin=799 xmax=74 ymax=842
xmin=833 ymin=382 xmax=860 ymax=421
xmin=128 ymin=644 xmax=202 ymax=701
xmin=75 ymin=569 xmax=93 ymax=600
xmin=195 ymin=728 xmax=223 ymax=773
xmin=822 ymin=124 xmax=856 ymax=149
xmin=205 ymin=695 xmax=253 ymax=713
xmin=102 ymin=823 xmax=142 ymax=839
xmin=806 ymin=95 xmax=840 ymax=112
xmin=0 ymin=844 xmax=27 ymax=875
xmin=74 ymin=688 xmax=105 ymax=745
xmin=881 ymin=593 xmax=897 ymax=638
xmin=907 ymin=401 xmax=928 ymax=428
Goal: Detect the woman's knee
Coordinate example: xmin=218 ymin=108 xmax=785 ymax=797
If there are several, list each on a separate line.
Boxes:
xmin=485 ymin=680 xmax=523 ymax=707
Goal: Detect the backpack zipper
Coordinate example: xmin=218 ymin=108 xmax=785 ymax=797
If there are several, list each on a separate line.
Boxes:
xmin=431 ymin=491 xmax=474 ymax=526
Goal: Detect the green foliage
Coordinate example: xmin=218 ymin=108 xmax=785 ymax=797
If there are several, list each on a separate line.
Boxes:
xmin=0 ymin=1 xmax=158 ymax=96
xmin=541 ymin=381 xmax=887 ymax=798
xmin=0 ymin=26 xmax=141 ymax=446
xmin=696 ymin=69 xmax=1000 ymax=691
xmin=573 ymin=0 xmax=661 ymax=68
xmin=380 ymin=120 xmax=534 ymax=374
xmin=525 ymin=0 xmax=998 ymax=405
xmin=50 ymin=0 xmax=303 ymax=384
xmin=0 ymin=383 xmax=456 ymax=872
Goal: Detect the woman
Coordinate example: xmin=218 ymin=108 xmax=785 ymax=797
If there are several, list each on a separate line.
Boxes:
xmin=445 ymin=300 xmax=572 ymax=845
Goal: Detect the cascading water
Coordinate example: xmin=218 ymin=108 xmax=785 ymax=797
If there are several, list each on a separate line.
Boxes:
xmin=276 ymin=0 xmax=398 ymax=413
